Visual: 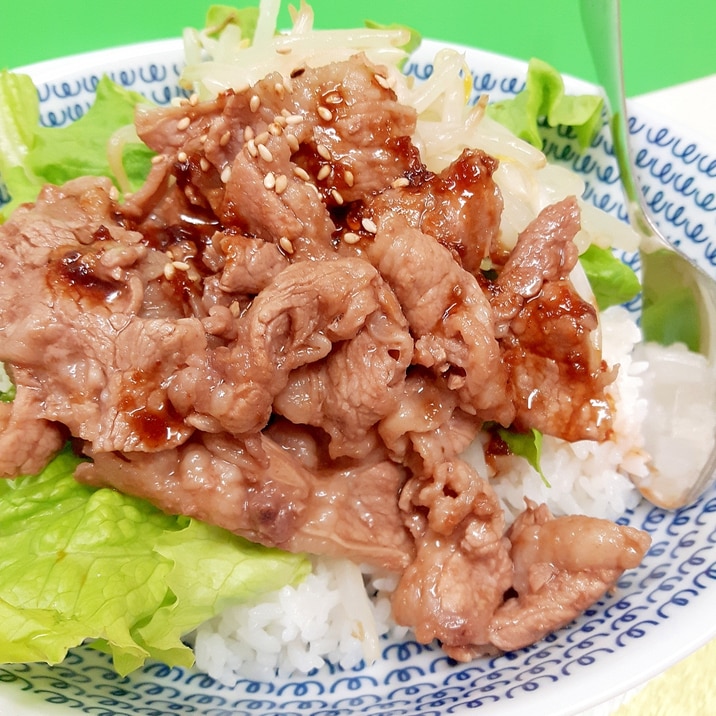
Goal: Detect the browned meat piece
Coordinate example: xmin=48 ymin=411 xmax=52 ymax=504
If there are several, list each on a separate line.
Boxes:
xmin=76 ymin=430 xmax=413 ymax=571
xmin=379 ymin=369 xmax=481 ymax=474
xmin=364 ymin=215 xmax=515 ymax=426
xmin=273 ymin=295 xmax=414 ymax=460
xmin=0 ymin=177 xmax=202 ymax=453
xmin=488 ymin=502 xmax=651 ymax=651
xmin=365 ymin=148 xmax=503 ymax=275
xmin=0 ymin=381 xmax=65 ymax=477
xmin=174 ymin=257 xmax=412 ymax=436
xmin=486 ymin=196 xmax=615 ymax=441
xmin=391 ymin=458 xmax=512 ymax=657
xmin=218 ymin=232 xmax=290 ymax=295
xmin=131 ymin=56 xmax=417 ymax=258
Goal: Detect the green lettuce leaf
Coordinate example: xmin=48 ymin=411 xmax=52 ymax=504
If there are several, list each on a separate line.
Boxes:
xmin=0 ymin=72 xmax=155 ymax=220
xmin=205 ymin=4 xmax=260 ymax=41
xmin=486 ymin=58 xmax=604 ymax=150
xmin=0 ymin=447 xmax=309 ymax=675
xmin=579 ymin=244 xmax=641 ymax=311
xmin=497 ymin=426 xmax=551 ymax=487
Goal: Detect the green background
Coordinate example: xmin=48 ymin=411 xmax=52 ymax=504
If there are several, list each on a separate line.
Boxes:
xmin=1 ymin=1 xmax=714 ymax=96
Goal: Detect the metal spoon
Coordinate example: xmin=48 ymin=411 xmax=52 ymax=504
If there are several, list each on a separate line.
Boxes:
xmin=579 ymin=0 xmax=716 ymax=508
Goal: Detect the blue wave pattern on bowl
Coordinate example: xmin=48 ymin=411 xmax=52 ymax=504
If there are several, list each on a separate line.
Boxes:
xmin=0 ymin=42 xmax=715 ymax=715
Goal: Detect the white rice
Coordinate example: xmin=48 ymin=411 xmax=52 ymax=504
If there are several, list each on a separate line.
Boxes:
xmin=192 ymin=558 xmax=405 ymax=684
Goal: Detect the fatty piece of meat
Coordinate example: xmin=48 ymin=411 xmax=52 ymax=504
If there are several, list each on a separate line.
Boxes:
xmin=173 ymin=256 xmax=412 ymax=436
xmin=0 ymin=177 xmax=201 ymax=455
xmin=366 ymin=148 xmax=503 ymax=276
xmin=132 ymin=55 xmax=417 ymax=256
xmin=488 ymin=502 xmax=651 ymax=652
xmin=488 ymin=196 xmax=615 ymax=441
xmin=391 ymin=458 xmax=513 ymax=656
xmin=365 ymin=215 xmax=515 ymax=427
xmin=75 ymin=431 xmax=413 ymax=571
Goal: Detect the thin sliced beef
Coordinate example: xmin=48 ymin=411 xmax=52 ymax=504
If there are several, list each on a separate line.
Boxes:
xmin=0 ymin=379 xmax=65 ymax=477
xmin=131 ymin=55 xmax=418 ymax=257
xmin=488 ymin=501 xmax=651 ymax=652
xmin=0 ymin=177 xmax=201 ymax=453
xmin=173 ymin=257 xmax=412 ymax=436
xmin=365 ymin=215 xmax=515 ymax=426
xmin=364 ymin=148 xmax=503 ymax=275
xmin=76 ymin=430 xmax=413 ymax=571
xmin=486 ymin=196 xmax=615 ymax=441
xmin=391 ymin=458 xmax=513 ymax=657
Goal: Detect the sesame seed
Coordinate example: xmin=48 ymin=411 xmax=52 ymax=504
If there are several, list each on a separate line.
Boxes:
xmin=331 ymin=189 xmax=344 ymax=205
xmin=247 ymin=139 xmax=258 ymax=157
xmin=274 ymin=174 xmax=288 ymax=194
xmin=293 ymin=166 xmax=310 ymax=181
xmin=151 ymin=155 xmax=164 ymax=165
xmin=344 ymin=169 xmax=355 ymax=187
xmin=163 ymin=263 xmax=176 ymax=280
xmin=279 ymin=236 xmax=295 ymax=254
xmin=229 ymin=301 xmax=241 ymax=317
xmin=220 ymin=130 xmax=231 ymax=147
xmin=258 ymin=144 xmax=274 ymax=162
xmin=317 ymin=105 xmax=333 ymax=121
xmin=200 ymin=157 xmax=210 ymax=172
xmin=274 ymin=82 xmax=286 ymax=99
xmin=263 ymin=172 xmax=276 ymax=190
xmin=255 ymin=131 xmax=270 ymax=145
xmin=374 ymin=73 xmax=392 ymax=90
xmin=249 ymin=94 xmax=261 ymax=112
xmin=244 ymin=125 xmax=255 ymax=141
xmin=221 ymin=166 xmax=232 ymax=183
xmin=316 ymin=144 xmax=332 ymax=161
xmin=362 ymin=217 xmax=378 ymax=234
xmin=189 ymin=93 xmax=199 ymax=106
xmin=177 ymin=116 xmax=191 ymax=131
xmin=276 ymin=46 xmax=292 ymax=55
xmin=268 ymin=122 xmax=283 ymax=136
xmin=172 ymin=260 xmax=190 ymax=271
xmin=282 ymin=76 xmax=294 ymax=94
xmin=316 ymin=164 xmax=331 ymax=181
xmin=109 ymin=186 xmax=120 ymax=200
xmin=281 ymin=108 xmax=291 ymax=117
xmin=285 ymin=113 xmax=303 ymax=125
xmin=177 ymin=151 xmax=188 ymax=163
xmin=343 ymin=232 xmax=360 ymax=244
xmin=392 ymin=177 xmax=410 ymax=188
xmin=274 ymin=114 xmax=287 ymax=127
xmin=324 ymin=91 xmax=342 ymax=105
xmin=286 ymin=134 xmax=300 ymax=153
xmin=199 ymin=133 xmax=208 ymax=144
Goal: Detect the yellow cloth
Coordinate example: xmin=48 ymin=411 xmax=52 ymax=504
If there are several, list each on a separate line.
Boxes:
xmin=614 ymin=638 xmax=716 ymax=715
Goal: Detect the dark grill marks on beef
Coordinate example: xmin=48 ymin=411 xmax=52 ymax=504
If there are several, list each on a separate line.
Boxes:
xmin=0 ymin=54 xmax=650 ymax=663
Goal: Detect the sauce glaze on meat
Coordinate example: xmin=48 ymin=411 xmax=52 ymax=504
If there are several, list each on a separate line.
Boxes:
xmin=0 ymin=54 xmax=650 ymax=659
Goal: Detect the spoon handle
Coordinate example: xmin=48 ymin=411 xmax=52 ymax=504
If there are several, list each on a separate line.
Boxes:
xmin=579 ymin=0 xmax=655 ymax=242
